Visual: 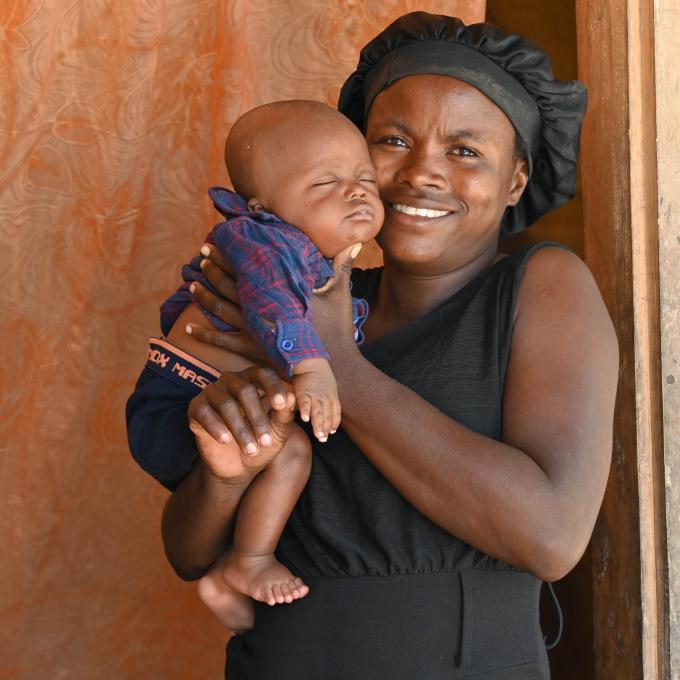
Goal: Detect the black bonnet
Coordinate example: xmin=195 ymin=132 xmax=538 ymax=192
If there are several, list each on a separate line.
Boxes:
xmin=338 ymin=12 xmax=587 ymax=236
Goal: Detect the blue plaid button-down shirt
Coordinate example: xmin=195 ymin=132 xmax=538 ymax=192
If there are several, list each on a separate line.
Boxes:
xmin=160 ymin=187 xmax=369 ymax=376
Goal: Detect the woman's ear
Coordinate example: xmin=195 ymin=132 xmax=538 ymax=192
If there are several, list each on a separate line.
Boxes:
xmin=247 ymin=197 xmax=265 ymax=212
xmin=507 ymin=158 xmax=529 ymax=207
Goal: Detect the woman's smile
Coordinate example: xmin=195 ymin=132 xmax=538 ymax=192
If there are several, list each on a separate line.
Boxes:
xmin=383 ymin=202 xmax=459 ymax=233
xmin=390 ymin=203 xmax=452 ymax=218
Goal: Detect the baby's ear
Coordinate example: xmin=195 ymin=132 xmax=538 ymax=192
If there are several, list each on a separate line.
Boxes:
xmin=246 ymin=197 xmax=264 ymax=212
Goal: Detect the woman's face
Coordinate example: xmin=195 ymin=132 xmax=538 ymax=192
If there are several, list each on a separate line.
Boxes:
xmin=365 ymin=74 xmax=528 ymax=274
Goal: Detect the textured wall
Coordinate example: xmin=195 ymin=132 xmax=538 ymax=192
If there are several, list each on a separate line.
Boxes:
xmin=0 ymin=2 xmax=484 ymax=678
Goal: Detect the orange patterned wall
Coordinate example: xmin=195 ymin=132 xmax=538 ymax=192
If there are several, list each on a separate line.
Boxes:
xmin=0 ymin=2 xmax=484 ymax=677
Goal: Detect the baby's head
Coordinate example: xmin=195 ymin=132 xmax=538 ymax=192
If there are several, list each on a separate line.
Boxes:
xmin=225 ymin=101 xmax=384 ymax=258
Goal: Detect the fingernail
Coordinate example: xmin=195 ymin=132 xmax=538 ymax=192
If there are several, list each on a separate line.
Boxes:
xmin=219 ymin=433 xmax=230 ymax=443
xmin=318 ymin=435 xmax=328 ymax=443
xmin=272 ymin=394 xmax=285 ymax=406
xmin=350 ymin=243 xmax=362 ymax=259
xmin=200 ymin=244 xmax=211 ymax=257
xmin=330 ymin=429 xmax=337 ymax=435
xmin=199 ymin=258 xmax=208 ymax=270
xmin=301 ymin=413 xmax=310 ymax=422
xmin=261 ymin=434 xmax=272 ymax=446
xmin=189 ymin=282 xmax=196 ymax=293
xmin=185 ymin=324 xmax=192 ymax=335
xmin=246 ymin=443 xmax=258 ymax=455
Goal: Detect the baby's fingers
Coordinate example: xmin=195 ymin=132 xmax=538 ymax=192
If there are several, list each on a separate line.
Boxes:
xmin=297 ymin=393 xmax=312 ymax=425
xmin=330 ymin=397 xmax=341 ymax=435
xmin=310 ymin=397 xmax=331 ymax=443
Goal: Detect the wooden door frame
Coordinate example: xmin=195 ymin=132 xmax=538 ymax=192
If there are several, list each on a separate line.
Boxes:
xmin=575 ymin=0 xmax=677 ymax=677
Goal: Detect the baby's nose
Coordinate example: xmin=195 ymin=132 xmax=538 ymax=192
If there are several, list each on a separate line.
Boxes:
xmin=345 ymin=180 xmax=367 ymax=200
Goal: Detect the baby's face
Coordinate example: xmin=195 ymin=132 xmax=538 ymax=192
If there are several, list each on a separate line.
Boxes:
xmin=264 ymin=125 xmax=384 ymax=258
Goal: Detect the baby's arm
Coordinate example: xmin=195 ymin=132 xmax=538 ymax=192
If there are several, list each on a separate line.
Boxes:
xmin=292 ymin=357 xmax=340 ymax=441
xmin=211 ymin=217 xmax=342 ymax=439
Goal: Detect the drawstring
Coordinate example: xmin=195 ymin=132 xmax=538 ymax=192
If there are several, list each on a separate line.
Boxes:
xmin=543 ymin=582 xmax=564 ymax=650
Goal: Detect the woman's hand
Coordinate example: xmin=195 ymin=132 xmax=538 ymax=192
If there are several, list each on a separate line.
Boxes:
xmin=311 ymin=243 xmax=364 ymax=361
xmin=188 ymin=365 xmax=296 ymax=483
xmin=185 ymin=244 xmax=271 ymax=366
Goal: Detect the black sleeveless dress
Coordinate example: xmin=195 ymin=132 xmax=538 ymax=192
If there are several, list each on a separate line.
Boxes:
xmin=225 ymin=243 xmax=561 ymax=679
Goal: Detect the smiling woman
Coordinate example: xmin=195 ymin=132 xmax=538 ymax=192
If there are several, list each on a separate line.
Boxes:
xmin=365 ymin=75 xmax=528 ymax=278
xmin=126 ymin=11 xmax=618 ymax=680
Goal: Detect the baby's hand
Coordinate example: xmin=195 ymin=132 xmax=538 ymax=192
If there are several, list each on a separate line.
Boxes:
xmin=292 ymin=358 xmax=341 ymax=442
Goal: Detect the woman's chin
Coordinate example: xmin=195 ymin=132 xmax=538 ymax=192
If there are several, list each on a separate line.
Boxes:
xmin=380 ymin=244 xmax=446 ymax=271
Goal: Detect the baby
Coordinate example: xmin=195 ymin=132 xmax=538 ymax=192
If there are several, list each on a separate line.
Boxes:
xmin=155 ymin=101 xmax=383 ymax=625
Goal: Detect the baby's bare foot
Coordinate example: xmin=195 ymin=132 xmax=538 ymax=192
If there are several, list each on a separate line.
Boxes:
xmin=222 ymin=550 xmax=309 ymax=606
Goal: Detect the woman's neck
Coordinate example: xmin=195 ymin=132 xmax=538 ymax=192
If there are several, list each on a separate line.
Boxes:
xmin=364 ymin=244 xmax=501 ymax=341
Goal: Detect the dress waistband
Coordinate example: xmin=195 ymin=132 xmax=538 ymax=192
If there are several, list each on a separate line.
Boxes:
xmin=226 ymin=570 xmax=550 ymax=680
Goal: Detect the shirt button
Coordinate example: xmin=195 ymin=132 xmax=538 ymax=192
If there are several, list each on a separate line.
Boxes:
xmin=281 ymin=339 xmax=294 ymax=351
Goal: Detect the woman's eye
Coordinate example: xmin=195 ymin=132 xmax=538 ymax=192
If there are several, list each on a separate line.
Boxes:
xmin=313 ymin=179 xmax=338 ymax=186
xmin=450 ymin=146 xmax=479 ymax=158
xmin=379 ymin=136 xmax=408 ymax=148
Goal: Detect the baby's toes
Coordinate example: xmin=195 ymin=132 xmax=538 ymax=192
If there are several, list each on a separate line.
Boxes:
xmin=262 ymin=586 xmax=277 ymax=606
xmin=272 ymin=583 xmax=285 ymax=604
xmin=288 ymin=580 xmax=301 ymax=600
xmin=280 ymin=582 xmax=293 ymax=604
xmin=293 ymin=577 xmax=309 ymax=598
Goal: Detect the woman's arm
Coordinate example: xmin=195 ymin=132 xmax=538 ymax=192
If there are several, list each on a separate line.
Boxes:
xmin=161 ymin=452 xmax=252 ymax=580
xmin=312 ymin=247 xmax=617 ymax=582
xmin=134 ymin=293 xmax=295 ymax=579
xmin=158 ymin=359 xmax=297 ymax=579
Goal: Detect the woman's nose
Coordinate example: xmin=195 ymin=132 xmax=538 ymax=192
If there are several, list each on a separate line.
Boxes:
xmin=395 ymin=153 xmax=448 ymax=191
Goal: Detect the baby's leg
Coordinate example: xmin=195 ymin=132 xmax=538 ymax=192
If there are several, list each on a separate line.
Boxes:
xmin=221 ymin=424 xmax=312 ymax=606
xmin=197 ymin=553 xmax=255 ymax=634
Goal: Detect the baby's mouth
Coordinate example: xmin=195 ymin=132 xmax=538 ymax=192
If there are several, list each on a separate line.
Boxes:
xmin=346 ymin=204 xmax=375 ymax=219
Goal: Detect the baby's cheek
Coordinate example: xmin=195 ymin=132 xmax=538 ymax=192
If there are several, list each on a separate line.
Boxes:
xmin=374 ymin=199 xmax=386 ymax=227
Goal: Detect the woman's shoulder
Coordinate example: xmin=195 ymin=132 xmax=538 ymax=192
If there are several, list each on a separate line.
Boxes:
xmin=507 ymin=240 xmax=577 ymax=271
xmin=512 ymin=241 xmax=612 ymax=336
xmin=516 ymin=242 xmax=594 ymax=297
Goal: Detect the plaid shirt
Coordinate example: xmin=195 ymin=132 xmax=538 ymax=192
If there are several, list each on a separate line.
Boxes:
xmin=160 ymin=187 xmax=368 ymax=376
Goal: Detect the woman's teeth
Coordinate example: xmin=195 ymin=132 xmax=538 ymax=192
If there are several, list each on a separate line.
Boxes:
xmin=391 ymin=204 xmax=450 ymax=218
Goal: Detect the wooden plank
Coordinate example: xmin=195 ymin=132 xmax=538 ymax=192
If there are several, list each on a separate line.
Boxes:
xmin=627 ymin=1 xmax=669 ymax=677
xmin=574 ymin=0 xmax=644 ymax=676
xmin=654 ymin=0 xmax=680 ymax=676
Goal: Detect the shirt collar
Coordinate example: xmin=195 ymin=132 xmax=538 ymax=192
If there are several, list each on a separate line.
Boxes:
xmin=208 ymin=186 xmax=282 ymax=223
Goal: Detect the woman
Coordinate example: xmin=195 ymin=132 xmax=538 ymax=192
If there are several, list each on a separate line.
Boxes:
xmin=126 ymin=12 xmax=618 ymax=679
